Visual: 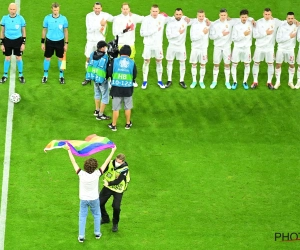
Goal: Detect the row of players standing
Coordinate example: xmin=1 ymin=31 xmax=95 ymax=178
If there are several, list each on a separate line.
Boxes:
xmin=82 ymin=3 xmax=300 ymax=91
xmin=1 ymin=3 xmax=299 ymax=91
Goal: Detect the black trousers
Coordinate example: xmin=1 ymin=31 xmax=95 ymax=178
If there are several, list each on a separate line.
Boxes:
xmin=99 ymin=186 xmax=123 ymax=225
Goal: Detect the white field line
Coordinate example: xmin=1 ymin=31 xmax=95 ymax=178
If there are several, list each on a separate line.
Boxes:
xmin=0 ymin=1 xmax=20 ymax=249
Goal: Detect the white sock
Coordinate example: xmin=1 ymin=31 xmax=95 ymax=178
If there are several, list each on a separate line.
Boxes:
xmin=167 ymin=61 xmax=173 ymax=81
xmin=179 ymin=61 xmax=186 ymax=82
xmin=252 ymin=63 xmax=259 ymax=83
xmin=213 ymin=66 xmax=219 ymax=82
xmin=267 ymin=64 xmax=274 ymax=83
xmin=156 ymin=61 xmax=163 ymax=81
xmin=275 ymin=68 xmax=281 ymax=83
xmin=288 ymin=66 xmax=295 ymax=83
xmin=224 ymin=66 xmax=230 ymax=83
xmin=142 ymin=61 xmax=150 ymax=82
xmin=243 ymin=64 xmax=250 ymax=83
xmin=231 ymin=63 xmax=237 ymax=83
xmin=200 ymin=65 xmax=206 ymax=82
xmin=191 ymin=65 xmax=197 ymax=82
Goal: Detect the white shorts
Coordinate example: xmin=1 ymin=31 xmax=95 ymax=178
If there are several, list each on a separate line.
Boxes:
xmin=189 ymin=48 xmax=208 ymax=64
xmin=231 ymin=46 xmax=251 ymax=63
xmin=213 ymin=47 xmax=231 ymax=64
xmin=85 ymin=41 xmax=98 ymax=58
xmin=166 ymin=46 xmax=186 ymax=61
xmin=276 ymin=49 xmax=295 ymax=64
xmin=142 ymin=46 xmax=164 ymax=60
xmin=253 ymin=48 xmax=274 ymax=63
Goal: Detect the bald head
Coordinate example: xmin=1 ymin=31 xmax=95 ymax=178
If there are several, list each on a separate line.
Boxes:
xmin=8 ymin=3 xmax=18 ymax=16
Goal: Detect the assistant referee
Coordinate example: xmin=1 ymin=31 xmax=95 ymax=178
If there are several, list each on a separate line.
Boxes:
xmin=41 ymin=2 xmax=68 ymax=84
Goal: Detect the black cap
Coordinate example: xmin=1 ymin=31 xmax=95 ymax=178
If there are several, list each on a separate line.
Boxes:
xmin=119 ymin=45 xmax=131 ymax=56
xmin=97 ymin=40 xmax=107 ymax=49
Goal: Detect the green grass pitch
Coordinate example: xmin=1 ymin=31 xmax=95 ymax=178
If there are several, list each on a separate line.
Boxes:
xmin=0 ymin=0 xmax=300 ymax=249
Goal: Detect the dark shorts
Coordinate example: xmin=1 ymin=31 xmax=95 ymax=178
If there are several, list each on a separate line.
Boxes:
xmin=44 ymin=38 xmax=64 ymax=58
xmin=3 ymin=37 xmax=23 ymax=56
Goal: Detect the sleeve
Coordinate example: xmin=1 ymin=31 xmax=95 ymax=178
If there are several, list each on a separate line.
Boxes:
xmin=190 ymin=24 xmax=204 ymax=42
xmin=112 ymin=16 xmax=125 ymax=37
xmin=21 ymin=16 xmax=26 ymax=27
xmin=253 ymin=20 xmax=267 ymax=39
xmin=64 ymin=16 xmax=68 ymax=28
xmin=108 ymin=170 xmax=128 ymax=186
xmin=106 ymin=13 xmax=114 ymax=22
xmin=297 ymin=28 xmax=300 ymax=42
xmin=106 ymin=58 xmax=114 ymax=79
xmin=43 ymin=16 xmax=48 ymax=28
xmin=209 ymin=22 xmax=222 ymax=40
xmin=166 ymin=22 xmax=180 ymax=39
xmin=275 ymin=18 xmax=284 ymax=28
xmin=140 ymin=18 xmax=157 ymax=37
xmin=133 ymin=14 xmax=144 ymax=24
xmin=86 ymin=14 xmax=98 ymax=32
xmin=133 ymin=63 xmax=137 ymax=80
xmin=231 ymin=25 xmax=244 ymax=42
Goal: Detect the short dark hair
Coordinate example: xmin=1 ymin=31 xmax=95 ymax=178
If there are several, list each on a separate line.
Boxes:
xmin=220 ymin=8 xmax=227 ymax=13
xmin=84 ymin=158 xmax=98 ymax=174
xmin=175 ymin=8 xmax=183 ymax=12
xmin=119 ymin=45 xmax=131 ymax=56
xmin=151 ymin=4 xmax=159 ymax=8
xmin=197 ymin=10 xmax=205 ymax=14
xmin=94 ymin=2 xmax=102 ymax=7
xmin=287 ymin=12 xmax=294 ymax=16
xmin=264 ymin=8 xmax=271 ymax=12
xmin=240 ymin=9 xmax=249 ymax=16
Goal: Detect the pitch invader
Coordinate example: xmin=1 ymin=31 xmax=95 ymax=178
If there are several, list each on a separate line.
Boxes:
xmin=274 ymin=12 xmax=298 ymax=90
xmin=140 ymin=4 xmax=170 ymax=89
xmin=189 ymin=10 xmax=210 ymax=89
xmin=231 ymin=9 xmax=253 ymax=90
xmin=0 ymin=3 xmax=26 ymax=84
xmin=251 ymin=8 xmax=282 ymax=89
xmin=209 ymin=9 xmax=244 ymax=89
xmin=112 ymin=3 xmax=144 ymax=87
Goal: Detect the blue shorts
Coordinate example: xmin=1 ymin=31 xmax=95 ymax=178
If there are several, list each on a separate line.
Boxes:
xmin=94 ymin=80 xmax=109 ymax=104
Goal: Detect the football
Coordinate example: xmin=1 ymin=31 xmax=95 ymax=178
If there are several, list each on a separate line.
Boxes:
xmin=10 ymin=93 xmax=21 ymax=103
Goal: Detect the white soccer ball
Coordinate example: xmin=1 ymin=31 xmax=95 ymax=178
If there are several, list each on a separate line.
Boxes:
xmin=10 ymin=93 xmax=21 ymax=103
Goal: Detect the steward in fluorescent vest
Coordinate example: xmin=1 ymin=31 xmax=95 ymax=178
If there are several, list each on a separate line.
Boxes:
xmin=99 ymin=153 xmax=130 ymax=232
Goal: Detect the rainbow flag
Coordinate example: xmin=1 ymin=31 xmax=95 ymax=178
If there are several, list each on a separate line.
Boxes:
xmin=44 ymin=134 xmax=115 ymax=157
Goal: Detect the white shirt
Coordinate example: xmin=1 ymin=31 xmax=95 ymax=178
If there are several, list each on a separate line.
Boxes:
xmin=232 ymin=20 xmax=253 ymax=48
xmin=86 ymin=11 xmax=114 ymax=42
xmin=209 ymin=18 xmax=239 ymax=48
xmin=78 ymin=169 xmax=102 ymax=200
xmin=140 ymin=14 xmax=169 ymax=47
xmin=166 ymin=17 xmax=189 ymax=47
xmin=190 ymin=19 xmax=210 ymax=49
xmin=113 ymin=13 xmax=144 ymax=45
xmin=276 ymin=21 xmax=297 ymax=50
xmin=253 ymin=17 xmax=282 ymax=48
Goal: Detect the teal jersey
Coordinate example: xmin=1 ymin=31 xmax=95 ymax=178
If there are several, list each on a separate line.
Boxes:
xmin=43 ymin=14 xmax=68 ymax=41
xmin=0 ymin=14 xmax=26 ymax=39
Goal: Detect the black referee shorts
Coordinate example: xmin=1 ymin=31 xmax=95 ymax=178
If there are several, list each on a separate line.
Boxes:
xmin=44 ymin=38 xmax=64 ymax=58
xmin=3 ymin=37 xmax=23 ymax=56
